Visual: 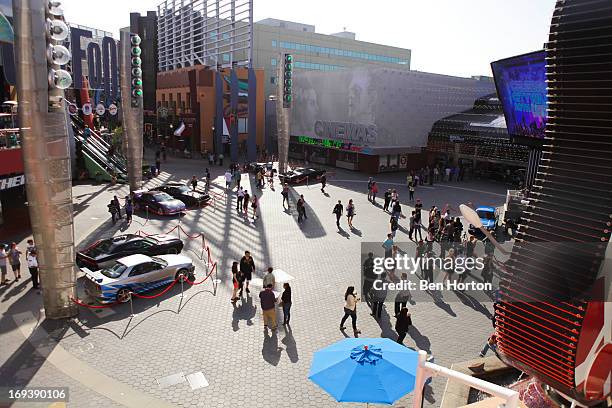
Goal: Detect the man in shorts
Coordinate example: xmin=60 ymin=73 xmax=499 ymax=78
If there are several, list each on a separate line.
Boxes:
xmin=0 ymin=244 xmax=9 ymax=285
xmin=239 ymin=251 xmax=255 ymax=295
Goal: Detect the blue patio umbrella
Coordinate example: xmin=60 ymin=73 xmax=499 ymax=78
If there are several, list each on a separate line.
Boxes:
xmin=309 ymin=338 xmax=420 ymax=405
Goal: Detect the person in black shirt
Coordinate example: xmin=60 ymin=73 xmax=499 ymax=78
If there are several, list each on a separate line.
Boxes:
xmin=395 ymin=307 xmax=412 ymax=344
xmin=332 ymin=200 xmax=343 ymax=229
xmin=281 ymin=283 xmax=292 ymax=325
xmin=239 ymin=251 xmax=255 ymax=294
xmin=320 ymin=172 xmax=327 ymax=193
xmin=383 ymin=189 xmax=392 ymax=212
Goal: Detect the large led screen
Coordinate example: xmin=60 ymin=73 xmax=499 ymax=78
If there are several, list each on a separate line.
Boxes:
xmin=491 ymin=50 xmax=547 ymax=139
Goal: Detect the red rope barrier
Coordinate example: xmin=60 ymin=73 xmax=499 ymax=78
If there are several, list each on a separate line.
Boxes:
xmin=130 ymin=277 xmax=179 ymax=299
xmin=178 ymin=225 xmax=202 ymax=239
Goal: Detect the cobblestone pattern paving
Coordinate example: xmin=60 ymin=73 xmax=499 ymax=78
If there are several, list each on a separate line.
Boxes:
xmin=0 ymin=155 xmax=510 ymax=407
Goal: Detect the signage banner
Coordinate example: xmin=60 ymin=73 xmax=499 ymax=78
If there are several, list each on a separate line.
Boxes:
xmin=67 ymin=102 xmax=78 ymax=116
xmin=0 ymin=174 xmax=25 ymax=191
xmin=82 ymin=103 xmax=92 ymax=116
xmin=108 ymin=104 xmax=118 ymax=116
xmin=95 ymin=103 xmax=106 ymax=116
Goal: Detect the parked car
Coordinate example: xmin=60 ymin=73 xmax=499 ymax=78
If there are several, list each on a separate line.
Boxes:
xmin=133 ymin=190 xmax=186 ymax=215
xmin=157 ymin=182 xmax=211 ymax=207
xmin=278 ymin=167 xmax=325 ymax=184
xmin=246 ymin=162 xmax=275 ymax=174
xmin=82 ymin=254 xmax=195 ymax=304
xmin=77 ymin=234 xmax=184 ymax=270
xmin=468 ymin=206 xmax=499 ymax=238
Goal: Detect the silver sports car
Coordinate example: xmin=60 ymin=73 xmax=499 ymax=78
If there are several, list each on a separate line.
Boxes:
xmin=82 ymin=254 xmax=195 ymax=303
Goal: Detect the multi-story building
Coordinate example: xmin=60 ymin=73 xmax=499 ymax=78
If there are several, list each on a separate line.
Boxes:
xmin=253 ymin=18 xmax=411 ymax=97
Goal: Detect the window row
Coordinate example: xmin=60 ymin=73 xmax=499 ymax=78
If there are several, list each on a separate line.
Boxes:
xmin=272 ymin=40 xmax=408 ymax=64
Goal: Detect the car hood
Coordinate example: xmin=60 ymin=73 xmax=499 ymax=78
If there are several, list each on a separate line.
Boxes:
xmin=156 ymin=254 xmax=192 ymax=267
xmin=151 ymin=234 xmax=180 ymax=244
xmin=181 ymin=191 xmax=204 ymax=200
xmin=160 ymin=199 xmax=186 ymax=210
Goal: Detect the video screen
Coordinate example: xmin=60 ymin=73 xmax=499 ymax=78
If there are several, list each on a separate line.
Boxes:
xmin=491 ymin=50 xmax=547 ymax=139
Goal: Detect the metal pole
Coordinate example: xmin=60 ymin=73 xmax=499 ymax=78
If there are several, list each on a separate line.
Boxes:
xmin=180 ymin=274 xmax=184 ymax=298
xmin=14 ymin=0 xmax=78 ymax=319
xmin=119 ymin=31 xmax=144 ymax=193
xmin=129 ymin=292 xmax=135 ymax=317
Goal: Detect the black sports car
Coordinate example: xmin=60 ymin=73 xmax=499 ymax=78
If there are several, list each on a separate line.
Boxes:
xmin=278 ymin=167 xmax=325 ymax=184
xmin=246 ymin=162 xmax=276 ymax=174
xmin=133 ymin=190 xmax=186 ymax=215
xmin=77 ymin=234 xmax=184 ymax=270
xmin=157 ymin=183 xmax=211 ymax=207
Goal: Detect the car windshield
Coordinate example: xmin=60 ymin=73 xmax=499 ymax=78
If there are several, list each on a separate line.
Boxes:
xmin=87 ymin=240 xmax=113 ymax=256
xmin=100 ymin=262 xmax=128 ymax=279
xmin=153 ymin=193 xmax=174 ymax=202
xmin=151 ymin=257 xmax=169 ymax=268
xmin=477 ymin=210 xmax=496 ymax=220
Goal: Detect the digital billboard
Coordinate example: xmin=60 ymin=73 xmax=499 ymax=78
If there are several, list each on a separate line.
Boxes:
xmin=491 ymin=50 xmax=547 ymax=139
xmin=291 ymin=67 xmax=496 ymax=150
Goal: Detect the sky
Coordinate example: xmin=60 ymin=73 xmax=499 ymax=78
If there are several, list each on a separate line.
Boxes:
xmin=61 ymin=0 xmax=555 ymax=78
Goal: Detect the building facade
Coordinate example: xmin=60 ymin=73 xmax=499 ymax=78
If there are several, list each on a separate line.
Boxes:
xmin=156 ymin=66 xmax=265 ymax=156
xmin=253 ymin=18 xmax=412 ymax=97
xmin=290 ymin=67 xmax=496 ymax=173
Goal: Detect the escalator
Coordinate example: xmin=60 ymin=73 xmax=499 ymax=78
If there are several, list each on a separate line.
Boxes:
xmin=71 ymin=115 xmax=128 ymax=182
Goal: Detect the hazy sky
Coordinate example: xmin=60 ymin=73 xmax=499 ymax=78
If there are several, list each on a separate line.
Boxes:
xmin=61 ymin=0 xmax=555 ymax=78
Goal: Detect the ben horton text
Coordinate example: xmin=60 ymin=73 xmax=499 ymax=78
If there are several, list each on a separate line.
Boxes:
xmin=371 ymin=255 xmax=493 ymax=291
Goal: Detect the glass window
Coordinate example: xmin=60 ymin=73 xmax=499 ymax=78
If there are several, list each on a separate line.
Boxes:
xmin=223 ymin=53 xmax=230 ymax=62
xmin=270 ymin=76 xmax=276 ymax=84
xmin=272 ymin=40 xmax=277 ymax=48
xmin=271 ymin=58 xmax=277 ymax=66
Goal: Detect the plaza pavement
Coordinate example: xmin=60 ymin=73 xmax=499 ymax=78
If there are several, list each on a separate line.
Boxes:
xmin=0 ymin=153 xmax=511 ymax=407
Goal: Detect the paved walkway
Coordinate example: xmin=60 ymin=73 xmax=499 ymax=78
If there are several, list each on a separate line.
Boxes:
xmin=0 ymin=154 xmax=509 ymax=407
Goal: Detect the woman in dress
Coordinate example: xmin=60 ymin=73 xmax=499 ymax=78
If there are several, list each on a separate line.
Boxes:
xmin=346 ymin=199 xmax=355 ymax=228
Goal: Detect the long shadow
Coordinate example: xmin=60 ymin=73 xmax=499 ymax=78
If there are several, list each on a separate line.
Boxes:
xmin=286 ymin=187 xmax=326 ymax=239
xmin=281 ymin=324 xmax=299 ymax=363
xmin=374 ymin=306 xmax=397 ymax=341
xmin=231 ymin=295 xmax=257 ymax=332
xmin=408 ymin=324 xmax=432 ymax=353
xmin=454 ymin=289 xmax=493 ymax=320
xmin=72 ymin=183 xmax=118 ymax=217
xmin=262 ymin=329 xmax=282 ymax=366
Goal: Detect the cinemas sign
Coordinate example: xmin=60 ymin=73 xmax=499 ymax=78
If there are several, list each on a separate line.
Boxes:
xmin=0 ymin=174 xmax=25 ymax=191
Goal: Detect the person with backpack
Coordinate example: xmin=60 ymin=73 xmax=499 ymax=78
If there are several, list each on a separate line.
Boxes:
xmin=395 ymin=307 xmax=412 ymax=345
xmin=332 ymin=200 xmax=343 ymax=229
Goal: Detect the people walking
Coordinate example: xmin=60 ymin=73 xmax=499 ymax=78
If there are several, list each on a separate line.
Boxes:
xmin=259 ymin=284 xmax=277 ymax=330
xmin=251 ymin=195 xmax=259 ymax=220
xmin=236 ymin=187 xmax=245 ymax=213
xmin=390 ymin=216 xmax=399 ymax=238
xmin=281 ymin=183 xmax=290 ymax=209
xmin=26 ymin=249 xmax=39 ymax=290
xmin=382 ymin=233 xmax=394 ymax=258
xmin=332 ymin=200 xmax=343 ymax=229
xmin=113 ymin=195 xmax=122 ymax=219
xmin=391 ymin=199 xmax=402 ymax=220
xmin=320 ymin=172 xmax=327 ymax=193
xmin=240 ymin=251 xmax=255 ymax=294
xmin=409 ymin=182 xmax=415 ymax=202
xmin=479 ymin=333 xmax=498 ymax=357
xmin=263 ymin=267 xmax=275 ymax=289
xmin=205 ymin=168 xmax=211 ymax=190
xmin=281 ymin=283 xmax=292 ymax=325
xmin=242 ymin=191 xmax=250 ymax=217
xmin=383 ymin=189 xmax=392 ymax=212
xmin=191 ymin=175 xmax=198 ymax=191
xmin=218 ymin=153 xmax=224 ymax=166
xmin=370 ymin=283 xmax=386 ymax=319
xmin=395 ymin=307 xmax=412 ymax=345
xmin=346 ymin=199 xmax=355 ymax=228
xmin=224 ymin=169 xmax=232 ymax=190
xmin=124 ymin=196 xmax=133 ymax=224
xmin=0 ymin=245 xmax=8 ymax=285
xmin=371 ymin=182 xmax=379 ymax=204
xmin=108 ymin=200 xmax=119 ymax=223
xmin=297 ymin=195 xmax=305 ymax=223
xmin=8 ymin=243 xmax=21 ymax=281
xmin=339 ymin=286 xmax=361 ymax=336
xmin=395 ymin=273 xmax=410 ymax=316
xmin=231 ymin=261 xmax=240 ymax=302
xmin=155 ymin=155 xmax=161 ymax=176
xmin=235 ymin=170 xmax=242 ymax=189
xmin=367 ymin=177 xmax=373 ymax=201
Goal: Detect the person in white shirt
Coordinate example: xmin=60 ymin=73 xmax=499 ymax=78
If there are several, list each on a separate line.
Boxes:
xmin=26 ymin=250 xmax=39 ymax=289
xmin=339 ymin=286 xmax=361 ymax=336
xmin=0 ymin=245 xmax=8 ymax=285
xmin=262 ymin=267 xmax=275 ymax=289
xmin=236 ymin=187 xmax=245 ymax=213
xmin=224 ymin=170 xmax=232 ymax=189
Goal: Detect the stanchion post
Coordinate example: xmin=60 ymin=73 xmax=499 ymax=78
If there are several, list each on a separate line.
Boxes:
xmin=214 ymin=263 xmax=218 ymax=296
xmin=129 ymin=292 xmax=136 ymax=317
xmin=180 ymin=275 xmax=184 ymax=298
xmin=177 ymin=213 xmax=181 ymax=239
xmin=145 ymin=205 xmax=149 ymax=222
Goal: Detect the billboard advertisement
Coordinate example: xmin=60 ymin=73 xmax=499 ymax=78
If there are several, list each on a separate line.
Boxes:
xmin=491 ymin=50 xmax=547 ymax=139
xmin=291 ymin=68 xmax=496 ymax=151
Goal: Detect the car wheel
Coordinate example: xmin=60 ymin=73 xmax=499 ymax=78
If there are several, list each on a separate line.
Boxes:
xmin=175 ymin=268 xmax=189 ymax=282
xmin=116 ymin=288 xmax=131 ymax=303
